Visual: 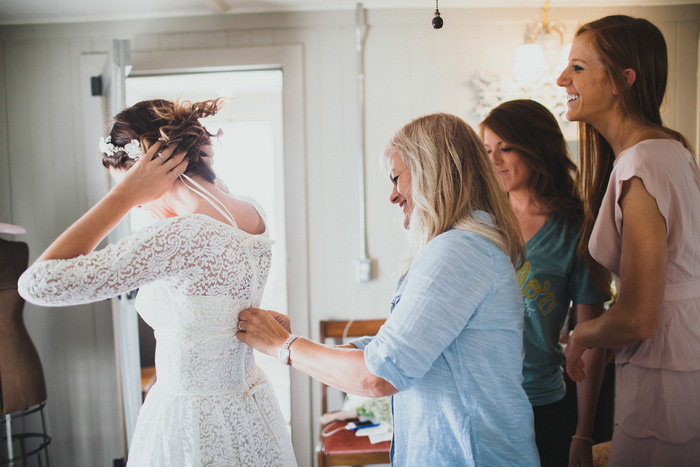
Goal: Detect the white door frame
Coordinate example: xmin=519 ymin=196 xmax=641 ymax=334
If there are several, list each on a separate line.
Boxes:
xmin=96 ymin=39 xmax=143 ymax=458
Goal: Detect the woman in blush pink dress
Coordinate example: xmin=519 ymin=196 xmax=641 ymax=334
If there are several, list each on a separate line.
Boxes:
xmin=557 ymin=15 xmax=700 ymax=466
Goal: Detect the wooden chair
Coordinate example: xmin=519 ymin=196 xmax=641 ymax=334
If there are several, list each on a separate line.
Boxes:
xmin=140 ymin=365 xmax=157 ymax=401
xmin=316 ymin=319 xmax=391 ymax=467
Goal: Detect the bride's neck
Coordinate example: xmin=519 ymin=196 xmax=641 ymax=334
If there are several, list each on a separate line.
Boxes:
xmin=165 ymin=175 xmax=223 ymax=216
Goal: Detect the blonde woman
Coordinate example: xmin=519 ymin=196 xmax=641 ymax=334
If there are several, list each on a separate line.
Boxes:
xmin=237 ymin=113 xmax=540 ymax=466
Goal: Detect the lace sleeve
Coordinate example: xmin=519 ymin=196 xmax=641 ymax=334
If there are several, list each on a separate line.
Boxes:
xmin=18 ymin=216 xmax=207 ymax=307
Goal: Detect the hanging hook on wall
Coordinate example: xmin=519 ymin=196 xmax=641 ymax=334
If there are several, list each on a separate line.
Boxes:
xmin=432 ymin=0 xmax=443 ymax=29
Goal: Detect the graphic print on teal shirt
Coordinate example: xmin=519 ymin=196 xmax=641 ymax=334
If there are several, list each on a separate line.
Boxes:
xmin=518 ymin=260 xmax=557 ymax=314
xmin=519 ymin=213 xmax=610 ymax=407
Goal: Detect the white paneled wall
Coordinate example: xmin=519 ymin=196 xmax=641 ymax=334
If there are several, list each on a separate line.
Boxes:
xmin=1 ymin=5 xmax=698 ymax=466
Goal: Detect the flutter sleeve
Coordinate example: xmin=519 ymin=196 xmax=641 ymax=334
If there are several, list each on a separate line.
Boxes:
xmin=590 ymin=140 xmax=699 ymax=275
xmin=611 ymin=143 xmax=676 ymax=231
xmin=18 ymin=216 xmax=204 ymax=307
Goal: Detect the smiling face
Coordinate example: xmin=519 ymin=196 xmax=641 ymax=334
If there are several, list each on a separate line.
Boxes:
xmin=386 ymin=151 xmax=413 ymax=229
xmin=482 ymin=127 xmax=532 ymax=195
xmin=556 ymin=31 xmax=618 ymax=126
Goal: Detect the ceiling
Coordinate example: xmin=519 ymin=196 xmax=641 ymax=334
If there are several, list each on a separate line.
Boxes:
xmin=0 ymin=0 xmax=693 ymax=25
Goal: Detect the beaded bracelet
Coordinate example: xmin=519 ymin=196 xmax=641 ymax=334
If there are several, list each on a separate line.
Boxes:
xmin=572 ymin=435 xmax=595 ymax=444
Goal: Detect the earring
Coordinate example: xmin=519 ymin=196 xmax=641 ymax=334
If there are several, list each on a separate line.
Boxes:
xmin=432 ymin=0 xmax=443 ymax=29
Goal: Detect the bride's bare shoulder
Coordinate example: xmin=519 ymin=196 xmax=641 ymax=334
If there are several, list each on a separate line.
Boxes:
xmin=226 ymin=197 xmax=266 ymax=235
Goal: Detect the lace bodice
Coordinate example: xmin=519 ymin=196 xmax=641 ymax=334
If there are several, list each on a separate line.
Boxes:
xmin=19 ymin=213 xmax=272 ymax=307
xmin=19 ymin=209 xmax=297 ymax=466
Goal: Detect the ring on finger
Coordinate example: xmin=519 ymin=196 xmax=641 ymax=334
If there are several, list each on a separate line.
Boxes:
xmin=157 ymin=153 xmax=166 ymax=163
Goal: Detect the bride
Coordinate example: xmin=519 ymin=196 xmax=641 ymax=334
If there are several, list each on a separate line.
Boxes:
xmin=18 ymin=98 xmax=296 ymax=466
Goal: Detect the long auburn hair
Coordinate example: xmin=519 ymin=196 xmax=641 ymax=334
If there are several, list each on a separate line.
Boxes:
xmin=573 ymin=15 xmax=694 ymax=292
xmin=384 ymin=113 xmax=524 ymax=273
xmin=480 ymin=100 xmax=610 ymax=293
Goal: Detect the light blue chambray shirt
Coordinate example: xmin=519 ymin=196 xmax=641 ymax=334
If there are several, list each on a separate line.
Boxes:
xmin=352 ymin=222 xmax=540 ymax=467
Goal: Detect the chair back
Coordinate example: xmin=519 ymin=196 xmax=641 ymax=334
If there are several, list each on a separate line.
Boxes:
xmin=319 ymin=319 xmax=385 ymax=415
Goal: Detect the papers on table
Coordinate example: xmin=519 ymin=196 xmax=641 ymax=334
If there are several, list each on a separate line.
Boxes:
xmin=354 ymin=422 xmax=393 ymax=444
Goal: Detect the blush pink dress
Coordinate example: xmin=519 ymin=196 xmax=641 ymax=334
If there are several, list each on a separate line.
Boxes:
xmin=589 ymin=139 xmax=700 ymax=466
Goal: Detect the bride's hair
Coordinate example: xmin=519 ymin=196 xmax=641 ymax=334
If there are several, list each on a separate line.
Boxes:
xmin=101 ymin=98 xmax=223 ymax=182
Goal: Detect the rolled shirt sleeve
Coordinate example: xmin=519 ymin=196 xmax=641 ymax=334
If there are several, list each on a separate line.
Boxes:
xmin=363 ymin=230 xmax=494 ymax=392
xmin=348 ymin=336 xmax=373 ymax=350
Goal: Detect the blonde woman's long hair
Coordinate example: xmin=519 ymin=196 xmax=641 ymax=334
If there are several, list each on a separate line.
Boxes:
xmin=384 ymin=113 xmax=524 ymax=273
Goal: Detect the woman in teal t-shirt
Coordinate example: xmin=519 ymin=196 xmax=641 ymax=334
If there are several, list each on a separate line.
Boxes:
xmin=481 ymin=100 xmax=610 ymax=467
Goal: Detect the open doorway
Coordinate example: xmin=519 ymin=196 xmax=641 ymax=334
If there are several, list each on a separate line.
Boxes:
xmin=124 ymin=69 xmax=291 ymax=425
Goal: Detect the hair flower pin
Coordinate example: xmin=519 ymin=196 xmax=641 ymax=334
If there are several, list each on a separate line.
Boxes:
xmin=99 ymin=136 xmax=142 ymax=160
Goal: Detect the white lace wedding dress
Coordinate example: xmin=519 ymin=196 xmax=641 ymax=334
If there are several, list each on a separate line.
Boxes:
xmin=18 ymin=202 xmax=297 ymax=466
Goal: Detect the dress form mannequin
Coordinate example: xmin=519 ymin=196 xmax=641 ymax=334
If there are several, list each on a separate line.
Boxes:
xmin=1 ymin=223 xmax=50 ymax=465
xmin=0 ymin=228 xmax=47 ymax=414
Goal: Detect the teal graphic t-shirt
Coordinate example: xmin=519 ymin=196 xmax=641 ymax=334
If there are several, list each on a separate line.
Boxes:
xmin=518 ymin=212 xmax=610 ymax=406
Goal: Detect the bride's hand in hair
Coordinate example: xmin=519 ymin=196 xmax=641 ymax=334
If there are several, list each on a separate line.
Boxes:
xmin=112 ymin=141 xmax=188 ymax=207
xmin=34 ymin=141 xmax=187 ymax=262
